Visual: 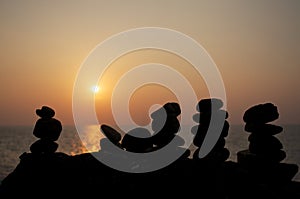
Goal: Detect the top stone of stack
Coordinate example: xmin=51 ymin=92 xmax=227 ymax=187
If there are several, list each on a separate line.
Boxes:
xmin=150 ymin=102 xmax=181 ymax=118
xmin=243 ymin=103 xmax=279 ymax=124
xmin=36 ymin=106 xmax=55 ymax=119
xmin=196 ymin=98 xmax=223 ymax=112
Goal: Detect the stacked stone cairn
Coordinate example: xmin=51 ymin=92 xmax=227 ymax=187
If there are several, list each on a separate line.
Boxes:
xmin=192 ymin=98 xmax=230 ymax=164
xmin=237 ymin=103 xmax=298 ymax=184
xmin=30 ymin=106 xmax=62 ymax=154
xmin=150 ymin=102 xmax=190 ymax=158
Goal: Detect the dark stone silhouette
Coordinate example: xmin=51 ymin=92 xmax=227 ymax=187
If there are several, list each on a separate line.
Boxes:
xmin=1 ymin=102 xmax=300 ymax=199
xmin=30 ymin=106 xmax=62 ymax=154
xmin=192 ymin=98 xmax=230 ymax=163
xmin=237 ymin=103 xmax=299 ymax=185
xmin=100 ymin=124 xmax=123 ymax=148
xmin=150 ymin=102 xmax=181 ymax=149
xmin=121 ymin=127 xmax=153 ymax=153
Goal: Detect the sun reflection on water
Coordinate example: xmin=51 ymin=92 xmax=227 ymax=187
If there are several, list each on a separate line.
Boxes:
xmin=67 ymin=125 xmax=104 ymax=155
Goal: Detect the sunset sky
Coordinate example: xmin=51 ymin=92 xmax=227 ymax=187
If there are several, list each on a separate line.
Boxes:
xmin=0 ymin=0 xmax=299 ymax=127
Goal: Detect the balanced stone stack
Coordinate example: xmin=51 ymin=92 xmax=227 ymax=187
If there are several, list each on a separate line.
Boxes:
xmin=30 ymin=106 xmax=62 ymax=154
xmin=192 ymin=98 xmax=230 ymax=164
xmin=151 ymin=102 xmax=181 ymax=149
xmin=151 ymin=102 xmax=190 ymax=158
xmin=237 ymin=103 xmax=298 ymax=184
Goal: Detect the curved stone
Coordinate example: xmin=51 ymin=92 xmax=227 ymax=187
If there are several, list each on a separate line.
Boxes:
xmin=121 ymin=128 xmax=153 ymax=153
xmin=100 ymin=124 xmax=122 ymax=144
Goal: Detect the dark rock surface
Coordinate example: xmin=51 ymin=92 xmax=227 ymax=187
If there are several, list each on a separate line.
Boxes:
xmin=0 ymin=151 xmax=299 ymax=198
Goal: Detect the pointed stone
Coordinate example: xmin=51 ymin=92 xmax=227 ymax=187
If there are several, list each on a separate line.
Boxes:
xmin=100 ymin=124 xmax=122 ymax=144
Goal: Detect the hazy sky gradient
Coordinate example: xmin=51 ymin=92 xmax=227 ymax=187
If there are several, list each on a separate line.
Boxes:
xmin=0 ymin=0 xmax=299 ymax=126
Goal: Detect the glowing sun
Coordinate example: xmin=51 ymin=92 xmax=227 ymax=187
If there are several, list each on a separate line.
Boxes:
xmin=92 ymin=85 xmax=100 ymax=93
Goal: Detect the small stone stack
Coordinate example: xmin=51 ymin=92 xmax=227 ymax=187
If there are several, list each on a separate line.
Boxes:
xmin=192 ymin=98 xmax=230 ymax=164
xmin=237 ymin=103 xmax=298 ymax=184
xmin=30 ymin=106 xmax=62 ymax=154
xmin=151 ymin=102 xmax=190 ymax=158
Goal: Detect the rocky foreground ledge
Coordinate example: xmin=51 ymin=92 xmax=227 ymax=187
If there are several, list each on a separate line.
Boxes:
xmin=0 ymin=152 xmax=299 ymax=198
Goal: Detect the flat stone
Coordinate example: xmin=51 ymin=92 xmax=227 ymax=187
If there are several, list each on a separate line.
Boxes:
xmin=196 ymin=98 xmax=223 ymax=112
xmin=237 ymin=149 xmax=286 ymax=167
xmin=151 ymin=131 xmax=176 ymax=148
xmin=248 ymin=135 xmax=283 ymax=153
xmin=30 ymin=139 xmax=58 ymax=154
xmin=191 ymin=121 xmax=229 ymax=138
xmin=244 ymin=123 xmax=283 ymax=135
xmin=193 ymin=130 xmax=226 ymax=149
xmin=33 ymin=118 xmax=62 ymax=141
xmin=152 ymin=135 xmax=187 ymax=151
xmin=193 ymin=147 xmax=230 ymax=163
xmin=100 ymin=124 xmax=122 ymax=144
xmin=36 ymin=106 xmax=55 ymax=119
xmin=243 ymin=103 xmax=279 ymax=123
xmin=193 ymin=110 xmax=228 ymax=124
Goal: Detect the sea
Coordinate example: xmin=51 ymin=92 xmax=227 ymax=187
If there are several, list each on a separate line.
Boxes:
xmin=0 ymin=124 xmax=299 ymax=183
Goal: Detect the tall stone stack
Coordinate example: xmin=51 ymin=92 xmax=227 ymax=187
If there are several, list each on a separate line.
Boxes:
xmin=30 ymin=106 xmax=62 ymax=154
xmin=192 ymin=98 xmax=230 ymax=164
xmin=237 ymin=103 xmax=298 ymax=184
